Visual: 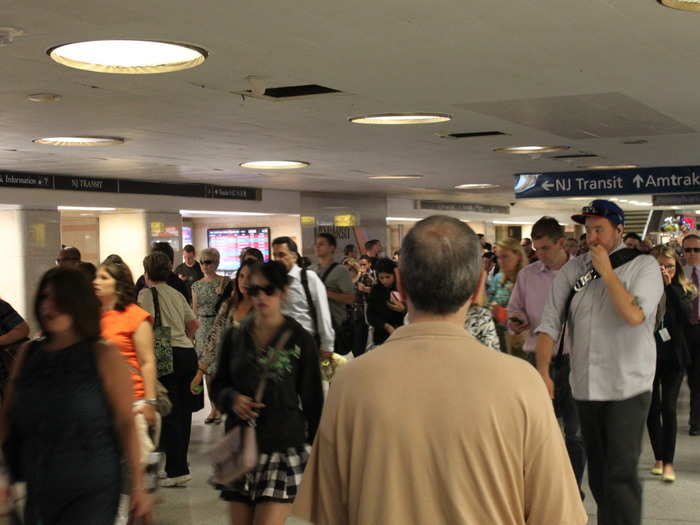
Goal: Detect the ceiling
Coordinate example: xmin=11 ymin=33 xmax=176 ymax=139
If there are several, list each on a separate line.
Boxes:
xmin=0 ymin=0 xmax=699 ymax=212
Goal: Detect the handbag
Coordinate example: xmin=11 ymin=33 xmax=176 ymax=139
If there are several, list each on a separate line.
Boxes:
xmin=127 ymin=363 xmax=172 ymax=417
xmin=150 ymin=287 xmax=174 ymax=378
xmin=209 ymin=329 xmax=292 ymax=487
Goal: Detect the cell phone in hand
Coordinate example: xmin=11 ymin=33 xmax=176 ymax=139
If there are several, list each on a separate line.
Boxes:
xmin=508 ymin=317 xmax=524 ymax=325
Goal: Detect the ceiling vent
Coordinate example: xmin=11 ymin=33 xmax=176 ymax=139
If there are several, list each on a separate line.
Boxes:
xmin=550 ymin=153 xmax=598 ymax=160
xmin=439 ymin=131 xmax=507 ymax=139
xmin=233 ymin=80 xmax=342 ymax=101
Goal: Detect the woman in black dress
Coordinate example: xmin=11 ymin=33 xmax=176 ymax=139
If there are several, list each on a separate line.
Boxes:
xmin=647 ymin=245 xmax=695 ymax=483
xmin=211 ymin=261 xmax=323 ymax=525
xmin=366 ymin=258 xmax=406 ymax=346
xmin=1 ymin=267 xmax=149 ymax=524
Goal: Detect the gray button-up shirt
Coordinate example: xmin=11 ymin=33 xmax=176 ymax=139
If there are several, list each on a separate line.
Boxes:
xmin=537 ymin=243 xmax=663 ymax=401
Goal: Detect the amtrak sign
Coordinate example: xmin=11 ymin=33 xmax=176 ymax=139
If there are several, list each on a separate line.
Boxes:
xmin=514 ymin=166 xmax=700 ymax=199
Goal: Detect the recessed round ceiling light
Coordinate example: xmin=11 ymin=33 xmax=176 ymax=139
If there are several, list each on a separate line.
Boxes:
xmin=368 ymin=175 xmax=423 ymax=180
xmin=493 ymin=145 xmax=570 ymax=154
xmin=349 ymin=113 xmax=452 ymax=125
xmin=47 ymin=40 xmax=207 ymax=74
xmin=240 ymin=160 xmax=309 ymax=170
xmin=454 ymin=183 xmax=499 ymax=189
xmin=579 ymin=164 xmax=638 ymax=170
xmin=27 ymin=93 xmax=62 ymax=103
xmin=33 ymin=136 xmax=124 ymax=146
xmin=659 ymin=0 xmax=700 ymax=12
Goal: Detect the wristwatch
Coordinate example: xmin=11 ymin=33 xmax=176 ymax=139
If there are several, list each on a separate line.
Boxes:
xmin=144 ymin=399 xmax=158 ymax=407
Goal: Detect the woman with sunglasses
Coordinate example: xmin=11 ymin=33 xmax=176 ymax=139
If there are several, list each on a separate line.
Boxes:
xmin=190 ymin=260 xmax=255 ymax=413
xmin=211 ymin=261 xmax=323 ymax=525
xmin=647 ymin=245 xmax=696 ymax=483
xmin=192 ymin=248 xmax=231 ymax=424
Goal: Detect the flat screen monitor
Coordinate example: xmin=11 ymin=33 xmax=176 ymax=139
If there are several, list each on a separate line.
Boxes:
xmin=207 ymin=227 xmax=270 ymax=272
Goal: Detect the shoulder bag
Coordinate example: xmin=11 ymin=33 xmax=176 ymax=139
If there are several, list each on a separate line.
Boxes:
xmin=300 ymin=268 xmax=322 ymax=349
xmin=208 ymin=328 xmax=292 ymax=487
xmin=150 ymin=287 xmax=174 ymax=377
xmin=320 ymin=263 xmax=353 ymax=356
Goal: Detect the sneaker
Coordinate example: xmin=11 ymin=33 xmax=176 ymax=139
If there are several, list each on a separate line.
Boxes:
xmin=160 ymin=474 xmax=192 ymax=487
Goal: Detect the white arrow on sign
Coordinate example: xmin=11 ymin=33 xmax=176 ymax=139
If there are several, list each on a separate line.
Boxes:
xmin=633 ymin=175 xmax=644 ymax=189
xmin=542 ymin=181 xmax=554 ymax=191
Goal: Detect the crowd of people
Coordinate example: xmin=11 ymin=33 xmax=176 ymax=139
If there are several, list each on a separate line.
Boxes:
xmin=0 ymin=200 xmax=696 ymax=524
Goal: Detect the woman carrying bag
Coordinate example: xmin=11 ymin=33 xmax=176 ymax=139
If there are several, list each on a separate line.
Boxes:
xmin=210 ymin=261 xmax=323 ymax=525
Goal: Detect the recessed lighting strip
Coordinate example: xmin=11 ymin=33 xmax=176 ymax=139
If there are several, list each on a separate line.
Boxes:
xmin=179 ymin=210 xmax=272 ymax=216
xmin=455 ymin=183 xmax=499 ymax=189
xmin=386 ymin=217 xmax=422 ymax=222
xmin=349 ymin=113 xmax=452 ymax=125
xmin=33 ymin=136 xmax=124 ymax=147
xmin=240 ymin=161 xmax=309 ymax=170
xmin=494 ymin=145 xmax=570 ymax=154
xmin=58 ymin=206 xmax=116 ymax=211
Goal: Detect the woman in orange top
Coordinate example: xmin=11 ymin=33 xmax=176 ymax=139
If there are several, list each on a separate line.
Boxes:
xmin=94 ymin=261 xmax=157 ymax=431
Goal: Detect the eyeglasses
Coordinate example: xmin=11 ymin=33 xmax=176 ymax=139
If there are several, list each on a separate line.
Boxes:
xmin=247 ymin=284 xmax=278 ymax=297
xmin=684 ymin=248 xmax=700 ymax=254
xmin=200 ymin=260 xmax=215 ymax=265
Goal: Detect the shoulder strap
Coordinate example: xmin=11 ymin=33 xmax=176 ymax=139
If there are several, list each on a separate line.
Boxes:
xmin=150 ymin=287 xmax=163 ymax=329
xmin=555 ymin=248 xmax=643 ymax=360
xmin=321 ymin=263 xmax=340 ymax=284
xmin=301 ymin=268 xmax=319 ymax=336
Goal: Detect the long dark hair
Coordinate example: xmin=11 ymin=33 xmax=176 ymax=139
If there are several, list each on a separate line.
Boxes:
xmin=99 ymin=262 xmax=136 ymax=311
xmin=215 ymin=259 xmax=257 ymax=312
xmin=35 ymin=267 xmax=101 ymax=342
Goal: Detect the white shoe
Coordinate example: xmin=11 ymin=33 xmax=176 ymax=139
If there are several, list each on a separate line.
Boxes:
xmin=160 ymin=474 xmax=192 ymax=487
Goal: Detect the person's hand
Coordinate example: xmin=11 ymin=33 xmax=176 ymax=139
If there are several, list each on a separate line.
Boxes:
xmin=590 ymin=245 xmax=613 ymax=279
xmin=357 ymin=283 xmax=371 ymax=294
xmin=190 ymin=369 xmax=204 ymax=395
xmin=660 ymin=266 xmax=672 ymax=286
xmin=130 ymin=487 xmax=154 ymax=520
xmin=508 ymin=317 xmax=529 ymax=334
xmin=387 ymin=300 xmax=405 ymax=313
xmin=136 ymin=403 xmax=157 ymax=427
xmin=233 ymin=394 xmax=265 ymax=421
xmin=539 ymin=369 xmax=555 ymax=399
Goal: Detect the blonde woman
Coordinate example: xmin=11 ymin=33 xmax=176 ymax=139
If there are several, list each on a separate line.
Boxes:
xmin=487 ymin=238 xmax=527 ymax=353
xmin=192 ymin=247 xmax=231 ymax=423
xmin=647 ymin=245 xmax=696 ymax=482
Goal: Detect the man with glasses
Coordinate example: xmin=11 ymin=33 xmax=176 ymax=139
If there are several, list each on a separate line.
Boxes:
xmin=682 ymin=231 xmax=700 ymax=435
xmin=56 ymin=246 xmax=81 ymax=269
xmin=536 ymin=200 xmax=663 ymax=525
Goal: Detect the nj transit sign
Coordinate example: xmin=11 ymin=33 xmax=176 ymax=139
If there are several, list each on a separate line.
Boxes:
xmin=514 ymin=166 xmax=700 ymax=199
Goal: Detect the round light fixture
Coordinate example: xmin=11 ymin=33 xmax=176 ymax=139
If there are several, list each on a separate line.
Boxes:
xmin=493 ymin=145 xmax=571 ymax=154
xmin=240 ymin=160 xmax=309 ymax=170
xmin=659 ymin=0 xmax=700 ymax=12
xmin=368 ymin=175 xmax=423 ymax=180
xmin=579 ymin=164 xmax=638 ymax=170
xmin=454 ymin=183 xmax=499 ymax=189
xmin=47 ymin=40 xmax=207 ymax=74
xmin=27 ymin=93 xmax=62 ymax=103
xmin=33 ymin=136 xmax=124 ymax=146
xmin=349 ymin=113 xmax=452 ymax=125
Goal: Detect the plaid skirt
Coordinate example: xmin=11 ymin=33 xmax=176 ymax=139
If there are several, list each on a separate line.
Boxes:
xmin=220 ymin=446 xmax=310 ymax=504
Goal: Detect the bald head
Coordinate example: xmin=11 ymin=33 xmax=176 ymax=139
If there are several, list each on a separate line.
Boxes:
xmin=400 ymin=215 xmax=480 ymax=315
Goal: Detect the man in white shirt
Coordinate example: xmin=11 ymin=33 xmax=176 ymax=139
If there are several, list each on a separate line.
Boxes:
xmin=682 ymin=231 xmax=700 ymax=435
xmin=272 ymin=236 xmax=335 ymax=356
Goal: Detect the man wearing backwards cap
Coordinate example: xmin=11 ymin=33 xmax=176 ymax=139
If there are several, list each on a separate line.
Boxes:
xmin=535 ymin=199 xmax=663 ymax=525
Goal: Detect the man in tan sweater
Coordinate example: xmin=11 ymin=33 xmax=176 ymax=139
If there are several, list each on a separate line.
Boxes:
xmin=293 ymin=215 xmax=587 ymax=525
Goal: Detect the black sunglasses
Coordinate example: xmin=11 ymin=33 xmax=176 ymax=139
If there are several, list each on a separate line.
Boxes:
xmin=200 ymin=260 xmax=215 ymax=265
xmin=684 ymin=248 xmax=700 ymax=254
xmin=247 ymin=284 xmax=278 ymax=297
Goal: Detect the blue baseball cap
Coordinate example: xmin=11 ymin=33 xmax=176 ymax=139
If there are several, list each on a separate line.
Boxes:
xmin=572 ymin=199 xmax=624 ymax=226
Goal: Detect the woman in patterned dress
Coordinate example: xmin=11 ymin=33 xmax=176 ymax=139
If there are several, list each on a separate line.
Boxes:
xmin=192 ymin=247 xmax=231 ymax=423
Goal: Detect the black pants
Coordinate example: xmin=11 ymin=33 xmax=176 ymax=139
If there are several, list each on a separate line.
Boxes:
xmin=553 ymin=356 xmax=587 ymax=492
xmin=647 ymin=352 xmax=683 ymax=463
xmin=352 ymin=317 xmax=369 ymax=357
xmin=578 ymin=391 xmax=652 ymax=525
xmin=158 ymin=347 xmax=198 ymax=478
xmin=687 ymin=325 xmax=700 ymax=429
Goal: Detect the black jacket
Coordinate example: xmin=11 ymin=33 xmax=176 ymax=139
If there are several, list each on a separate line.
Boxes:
xmin=366 ymin=284 xmax=406 ymax=345
xmin=135 ymin=272 xmax=191 ymax=304
xmin=657 ymin=282 xmax=692 ymax=370
xmin=210 ymin=316 xmax=323 ymax=453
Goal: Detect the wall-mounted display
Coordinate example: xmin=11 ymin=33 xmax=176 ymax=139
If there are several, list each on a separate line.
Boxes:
xmin=207 ymin=227 xmax=270 ymax=272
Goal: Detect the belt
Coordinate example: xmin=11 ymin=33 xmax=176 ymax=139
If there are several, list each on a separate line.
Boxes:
xmin=199 ymin=314 xmax=217 ymax=318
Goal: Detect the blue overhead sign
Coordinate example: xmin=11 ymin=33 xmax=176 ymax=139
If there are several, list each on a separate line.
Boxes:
xmin=514 ymin=166 xmax=700 ymax=199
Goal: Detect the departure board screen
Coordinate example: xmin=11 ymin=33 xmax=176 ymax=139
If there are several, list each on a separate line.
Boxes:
xmin=207 ymin=227 xmax=270 ymax=272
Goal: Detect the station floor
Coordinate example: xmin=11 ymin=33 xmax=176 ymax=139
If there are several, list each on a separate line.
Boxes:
xmin=155 ymin=390 xmax=700 ymax=525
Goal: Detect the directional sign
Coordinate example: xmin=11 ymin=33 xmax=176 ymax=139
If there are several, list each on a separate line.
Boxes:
xmin=514 ymin=166 xmax=700 ymax=199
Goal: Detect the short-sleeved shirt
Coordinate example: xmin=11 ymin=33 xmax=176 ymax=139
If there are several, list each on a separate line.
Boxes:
xmin=101 ymin=304 xmax=152 ymax=400
xmin=0 ymin=300 xmax=25 ymax=337
xmin=138 ymin=283 xmax=196 ymax=349
xmin=310 ymin=263 xmax=355 ymax=326
xmin=175 ymin=262 xmax=204 ymax=295
xmin=537 ymin=243 xmax=664 ymax=401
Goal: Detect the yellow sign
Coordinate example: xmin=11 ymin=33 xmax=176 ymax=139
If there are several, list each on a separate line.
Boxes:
xmin=150 ymin=221 xmax=164 ymax=235
xmin=334 ymin=214 xmax=357 ymax=227
xmin=301 ymin=216 xmax=316 ymax=227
